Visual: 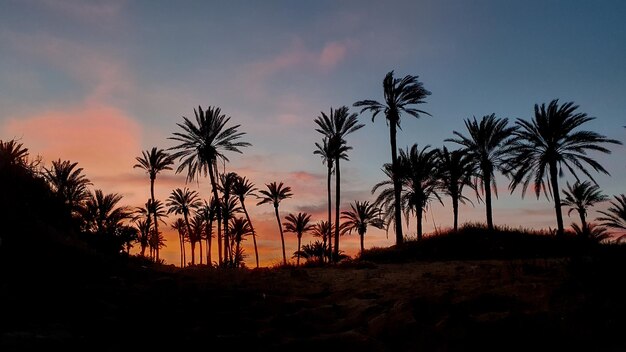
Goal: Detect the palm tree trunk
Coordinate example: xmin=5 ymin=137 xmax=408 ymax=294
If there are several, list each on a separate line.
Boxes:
xmin=334 ymin=157 xmax=340 ymax=262
xmin=417 ymin=207 xmax=423 ymax=241
xmin=208 ymin=164 xmax=222 ymax=265
xmin=484 ymin=169 xmax=494 ymax=231
xmin=359 ymin=230 xmax=365 ymax=255
xmin=182 ymin=235 xmax=186 ymax=267
xmin=390 ymin=122 xmax=404 ymax=245
xmin=275 ymin=205 xmax=286 ymax=265
xmin=199 ymin=236 xmax=203 ymax=265
xmin=235 ymin=239 xmax=241 ymax=267
xmin=326 ymin=163 xmax=332 ymax=263
xmin=549 ymin=162 xmax=564 ymax=237
xmin=578 ymin=210 xmax=587 ymax=237
xmin=183 ymin=213 xmax=194 ymax=265
xmin=206 ymin=219 xmax=213 ymax=266
xmin=150 ymin=176 xmax=160 ymax=261
xmin=297 ymin=235 xmax=301 ymax=266
xmin=179 ymin=232 xmax=184 ymax=267
xmin=452 ymin=194 xmax=459 ymax=232
xmin=241 ymin=201 xmax=259 ymax=268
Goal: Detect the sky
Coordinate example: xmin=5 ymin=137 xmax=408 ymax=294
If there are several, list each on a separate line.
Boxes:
xmin=1 ymin=0 xmax=625 ymax=266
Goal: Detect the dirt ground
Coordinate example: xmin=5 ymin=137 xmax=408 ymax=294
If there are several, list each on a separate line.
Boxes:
xmin=2 ymin=258 xmax=625 ymax=351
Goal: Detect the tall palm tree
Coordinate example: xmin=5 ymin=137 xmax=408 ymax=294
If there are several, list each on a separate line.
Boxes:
xmin=166 ymin=187 xmax=202 ymax=265
xmin=232 ymin=175 xmax=260 ymax=268
xmin=561 ymin=181 xmax=608 ymax=237
xmin=597 ymin=194 xmax=626 ymax=242
xmin=257 ymin=182 xmax=293 ymax=265
xmin=447 ymin=114 xmax=516 ymax=231
xmin=229 ymin=217 xmax=253 ymax=267
xmin=354 ymin=71 xmax=431 ymax=245
xmin=506 ymin=100 xmax=621 ymax=236
xmin=134 ymin=147 xmax=174 ymax=261
xmin=171 ymin=218 xmax=187 ymax=267
xmin=313 ymin=137 xmax=335 ymax=261
xmin=283 ymin=212 xmax=314 ymax=266
xmin=44 ymin=159 xmax=92 ymax=218
xmin=314 ymin=106 xmax=364 ymax=261
xmin=170 ymin=106 xmax=250 ymax=266
xmin=436 ymin=147 xmax=476 ymax=231
xmin=340 ymin=201 xmax=385 ymax=255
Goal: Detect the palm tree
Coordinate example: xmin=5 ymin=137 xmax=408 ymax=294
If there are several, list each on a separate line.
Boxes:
xmin=506 ymin=100 xmax=621 ymax=236
xmin=561 ymin=181 xmax=608 ymax=237
xmin=82 ymin=189 xmax=130 ymax=236
xmin=134 ymin=147 xmax=174 ymax=261
xmin=283 ymin=212 xmax=314 ymax=266
xmin=166 ymin=188 xmax=202 ymax=265
xmin=313 ymin=137 xmax=335 ymax=262
xmin=294 ymin=241 xmax=326 ymax=264
xmin=447 ymin=114 xmax=516 ymax=231
xmin=571 ymin=223 xmax=610 ymax=243
xmin=340 ymin=201 xmax=384 ymax=255
xmin=597 ymin=194 xmax=626 ymax=242
xmin=354 ymin=71 xmax=431 ymax=245
xmin=43 ymin=159 xmax=92 ymax=218
xmin=199 ymin=198 xmax=218 ymax=265
xmin=436 ymin=147 xmax=476 ymax=231
xmin=314 ymin=106 xmax=364 ymax=261
xmin=0 ymin=139 xmax=29 ymax=169
xmin=310 ymin=220 xmax=333 ymax=263
xmin=232 ymin=175 xmax=260 ymax=268
xmin=133 ymin=199 xmax=167 ymax=260
xmin=219 ymin=172 xmax=239 ymax=263
xmin=171 ymin=218 xmax=187 ymax=267
xmin=221 ymin=195 xmax=243 ymax=264
xmin=170 ymin=106 xmax=250 ymax=266
xmin=229 ymin=217 xmax=253 ymax=267
xmin=134 ymin=218 xmax=151 ymax=257
xmin=117 ymin=225 xmax=138 ymax=254
xmin=257 ymin=182 xmax=293 ymax=265
xmin=189 ymin=214 xmax=206 ymax=264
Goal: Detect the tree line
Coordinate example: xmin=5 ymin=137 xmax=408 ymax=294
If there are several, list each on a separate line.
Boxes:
xmin=1 ymin=70 xmax=625 ymax=268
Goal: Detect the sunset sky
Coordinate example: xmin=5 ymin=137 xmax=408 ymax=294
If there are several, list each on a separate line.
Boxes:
xmin=1 ymin=0 xmax=625 ymax=266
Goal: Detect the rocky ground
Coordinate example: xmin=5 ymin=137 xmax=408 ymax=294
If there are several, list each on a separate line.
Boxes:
xmin=2 ymin=256 xmax=626 ymax=351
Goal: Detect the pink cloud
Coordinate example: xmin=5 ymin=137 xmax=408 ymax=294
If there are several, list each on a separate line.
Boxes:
xmin=38 ymin=0 xmax=125 ymax=28
xmin=319 ymin=41 xmax=348 ymax=69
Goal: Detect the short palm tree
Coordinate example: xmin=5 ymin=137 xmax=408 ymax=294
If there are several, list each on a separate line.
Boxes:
xmin=219 ymin=172 xmax=240 ymax=263
xmin=232 ymin=175 xmax=260 ymax=268
xmin=134 ymin=147 xmax=174 ymax=261
xmin=447 ymin=114 xmax=516 ymax=231
xmin=189 ymin=214 xmax=206 ymax=264
xmin=340 ymin=201 xmax=384 ymax=255
xmin=199 ymin=198 xmax=218 ymax=265
xmin=314 ymin=106 xmax=364 ymax=261
xmin=82 ymin=189 xmax=130 ymax=239
xmin=561 ymin=181 xmax=608 ymax=237
xmin=283 ymin=212 xmax=314 ymax=266
xmin=313 ymin=137 xmax=335 ymax=261
xmin=257 ymin=182 xmax=293 ymax=265
xmin=294 ymin=241 xmax=326 ymax=264
xmin=134 ymin=218 xmax=151 ymax=257
xmin=44 ymin=159 xmax=92 ymax=218
xmin=229 ymin=217 xmax=253 ymax=267
xmin=169 ymin=106 xmax=250 ymax=265
xmin=0 ymin=139 xmax=29 ymax=169
xmin=166 ymin=187 xmax=202 ymax=265
xmin=310 ymin=220 xmax=333 ymax=263
xmin=436 ymin=147 xmax=476 ymax=231
xmin=171 ymin=218 xmax=187 ymax=267
xmin=506 ymin=100 xmax=621 ymax=236
xmin=221 ymin=195 xmax=243 ymax=264
xmin=597 ymin=194 xmax=626 ymax=242
xmin=354 ymin=71 xmax=431 ymax=244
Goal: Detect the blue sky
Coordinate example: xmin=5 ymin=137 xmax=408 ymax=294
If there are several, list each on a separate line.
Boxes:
xmin=1 ymin=0 xmax=625 ymax=265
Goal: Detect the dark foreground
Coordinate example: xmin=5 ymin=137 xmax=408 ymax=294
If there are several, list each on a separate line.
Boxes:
xmin=2 ymin=253 xmax=626 ymax=352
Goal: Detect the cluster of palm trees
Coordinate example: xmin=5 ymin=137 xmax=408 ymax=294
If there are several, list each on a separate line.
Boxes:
xmin=2 ymin=71 xmax=625 ymax=268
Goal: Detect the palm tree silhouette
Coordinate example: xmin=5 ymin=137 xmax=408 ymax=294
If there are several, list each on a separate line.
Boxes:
xmin=597 ymin=194 xmax=626 ymax=242
xmin=134 ymin=199 xmax=167 ymax=260
xmin=313 ymin=137 xmax=335 ymax=262
xmin=219 ymin=172 xmax=240 ymax=263
xmin=189 ymin=214 xmax=206 ymax=264
xmin=171 ymin=218 xmax=187 ymax=267
xmin=82 ymin=190 xmax=131 ymax=254
xmin=229 ymin=217 xmax=253 ymax=267
xmin=447 ymin=114 xmax=516 ymax=231
xmin=170 ymin=106 xmax=250 ymax=266
xmin=257 ymin=182 xmax=293 ymax=265
xmin=232 ymin=175 xmax=260 ymax=268
xmin=506 ymin=100 xmax=621 ymax=236
xmin=221 ymin=195 xmax=243 ymax=264
xmin=436 ymin=147 xmax=476 ymax=231
xmin=199 ymin=198 xmax=218 ymax=265
xmin=561 ymin=181 xmax=608 ymax=237
xmin=294 ymin=241 xmax=326 ymax=264
xmin=43 ymin=159 xmax=92 ymax=219
xmin=134 ymin=218 xmax=151 ymax=257
xmin=166 ymin=187 xmax=202 ymax=265
xmin=311 ymin=220 xmax=333 ymax=263
xmin=0 ymin=139 xmax=29 ymax=169
xmin=283 ymin=212 xmax=314 ymax=266
xmin=134 ymin=147 xmax=174 ymax=261
xmin=314 ymin=106 xmax=364 ymax=261
xmin=340 ymin=201 xmax=384 ymax=255
xmin=354 ymin=71 xmax=431 ymax=244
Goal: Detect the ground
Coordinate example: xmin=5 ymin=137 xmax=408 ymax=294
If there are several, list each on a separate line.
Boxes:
xmin=2 ymin=256 xmax=625 ymax=351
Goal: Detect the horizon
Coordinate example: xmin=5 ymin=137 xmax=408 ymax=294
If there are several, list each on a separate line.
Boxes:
xmin=1 ymin=0 xmax=625 ymax=267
